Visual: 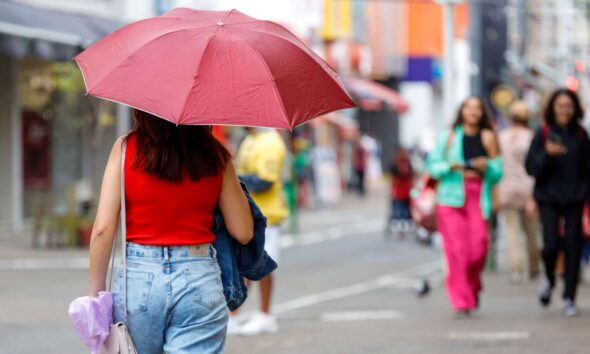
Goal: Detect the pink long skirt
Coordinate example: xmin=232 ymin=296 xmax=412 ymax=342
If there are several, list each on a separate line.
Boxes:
xmin=437 ymin=177 xmax=489 ymax=310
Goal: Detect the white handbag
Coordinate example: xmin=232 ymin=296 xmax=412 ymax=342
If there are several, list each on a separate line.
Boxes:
xmin=101 ymin=140 xmax=138 ymax=354
xmin=100 ymin=322 xmax=136 ymax=354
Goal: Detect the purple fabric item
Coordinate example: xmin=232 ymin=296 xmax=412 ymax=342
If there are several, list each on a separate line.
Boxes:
xmin=403 ymin=56 xmax=436 ymax=83
xmin=68 ymin=291 xmax=113 ymax=354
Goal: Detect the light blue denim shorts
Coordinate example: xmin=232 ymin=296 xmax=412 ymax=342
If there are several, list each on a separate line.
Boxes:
xmin=113 ymin=242 xmax=228 ymax=354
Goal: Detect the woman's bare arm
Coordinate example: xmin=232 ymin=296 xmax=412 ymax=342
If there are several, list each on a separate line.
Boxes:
xmin=482 ymin=129 xmax=500 ymax=158
xmin=219 ymin=162 xmax=254 ymax=245
xmin=89 ymin=137 xmax=124 ymax=297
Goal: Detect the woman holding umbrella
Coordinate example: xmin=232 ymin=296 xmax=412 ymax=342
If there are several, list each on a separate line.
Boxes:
xmin=89 ymin=112 xmax=253 ymax=353
xmin=80 ymin=8 xmax=354 ymax=354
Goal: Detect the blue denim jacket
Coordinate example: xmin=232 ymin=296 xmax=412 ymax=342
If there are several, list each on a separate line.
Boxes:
xmin=212 ymin=182 xmax=278 ymax=311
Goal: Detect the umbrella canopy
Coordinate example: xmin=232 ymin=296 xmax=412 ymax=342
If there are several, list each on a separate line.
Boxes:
xmin=75 ymin=8 xmax=355 ymax=129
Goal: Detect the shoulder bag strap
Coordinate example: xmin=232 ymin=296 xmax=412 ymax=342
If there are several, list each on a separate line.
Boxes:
xmin=120 ymin=140 xmax=128 ymax=318
xmin=444 ymin=130 xmax=455 ymax=159
xmin=106 ymin=138 xmax=128 ymax=319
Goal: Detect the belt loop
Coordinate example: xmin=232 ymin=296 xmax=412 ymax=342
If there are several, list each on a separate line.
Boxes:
xmin=210 ymin=244 xmax=217 ymax=259
xmin=163 ymin=246 xmax=170 ymax=263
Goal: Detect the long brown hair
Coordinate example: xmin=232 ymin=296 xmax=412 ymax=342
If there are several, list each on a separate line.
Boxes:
xmin=544 ymin=88 xmax=584 ymax=126
xmin=132 ymin=109 xmax=230 ymax=183
xmin=452 ymin=97 xmax=493 ymax=131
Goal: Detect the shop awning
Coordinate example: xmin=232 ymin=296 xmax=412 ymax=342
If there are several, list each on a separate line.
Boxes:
xmin=309 ymin=112 xmax=359 ymax=139
xmin=342 ymin=76 xmax=409 ymax=113
xmin=0 ymin=0 xmax=120 ymax=61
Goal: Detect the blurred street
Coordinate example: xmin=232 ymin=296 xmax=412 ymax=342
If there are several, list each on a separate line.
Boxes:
xmin=4 ymin=0 xmax=590 ymax=353
xmin=2 ymin=187 xmax=590 ymax=354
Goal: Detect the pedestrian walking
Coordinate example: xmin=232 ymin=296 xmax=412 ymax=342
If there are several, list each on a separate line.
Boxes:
xmin=88 ymin=111 xmax=254 ymax=353
xmin=427 ymin=97 xmax=503 ymax=318
xmin=525 ymin=89 xmax=590 ymax=317
xmin=498 ymin=100 xmax=540 ymax=284
xmin=74 ymin=8 xmax=354 ymax=352
xmin=353 ymin=140 xmax=368 ymax=196
xmin=232 ymin=128 xmax=289 ymax=335
xmin=386 ymin=148 xmax=415 ymax=237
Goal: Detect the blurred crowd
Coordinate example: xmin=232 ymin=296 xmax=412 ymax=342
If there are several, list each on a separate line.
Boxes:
xmin=387 ymin=88 xmax=590 ymax=318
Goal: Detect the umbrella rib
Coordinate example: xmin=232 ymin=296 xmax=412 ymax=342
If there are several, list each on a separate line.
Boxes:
xmin=80 ymin=93 xmax=174 ymax=124
xmin=177 ymin=30 xmax=218 ymax=124
xmin=233 ymin=28 xmax=354 ymax=126
xmin=235 ymin=26 xmax=347 ymax=93
xmin=222 ymin=9 xmax=237 ymax=22
xmin=250 ymin=24 xmax=350 ymax=94
xmin=224 ymin=20 xmax=262 ymax=26
xmin=80 ymin=27 xmax=209 ymax=93
xmin=237 ymin=23 xmax=328 ymax=68
xmin=236 ymin=36 xmax=291 ymax=128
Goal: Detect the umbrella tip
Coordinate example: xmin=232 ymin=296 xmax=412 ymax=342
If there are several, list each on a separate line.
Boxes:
xmin=217 ymin=19 xmax=224 ymax=26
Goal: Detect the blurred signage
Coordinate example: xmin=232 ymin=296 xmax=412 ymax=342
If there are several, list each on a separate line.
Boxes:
xmin=490 ymin=85 xmax=516 ymax=110
xmin=321 ymin=0 xmax=353 ymax=41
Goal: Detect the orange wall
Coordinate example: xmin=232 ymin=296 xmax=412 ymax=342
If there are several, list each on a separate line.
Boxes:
xmin=407 ymin=2 xmax=469 ymax=57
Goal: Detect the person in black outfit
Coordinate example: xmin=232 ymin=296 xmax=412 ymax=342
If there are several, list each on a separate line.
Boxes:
xmin=525 ymin=89 xmax=590 ymax=317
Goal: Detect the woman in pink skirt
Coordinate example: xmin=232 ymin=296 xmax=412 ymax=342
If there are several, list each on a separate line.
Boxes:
xmin=427 ymin=97 xmax=503 ymax=318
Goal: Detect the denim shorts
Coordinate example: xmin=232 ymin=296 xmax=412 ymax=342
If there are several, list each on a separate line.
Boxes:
xmin=390 ymin=200 xmax=412 ymax=221
xmin=113 ymin=242 xmax=228 ymax=354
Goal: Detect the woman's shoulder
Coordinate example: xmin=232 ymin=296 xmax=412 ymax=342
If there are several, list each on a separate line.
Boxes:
xmin=479 ymin=129 xmax=500 ymax=157
xmin=109 ymin=133 xmax=135 ymax=160
xmin=481 ymin=128 xmax=497 ymax=143
xmin=437 ymin=128 xmax=454 ymax=139
xmin=481 ymin=128 xmax=495 ymax=136
xmin=109 ymin=134 xmax=127 ymax=153
xmin=124 ymin=131 xmax=137 ymax=142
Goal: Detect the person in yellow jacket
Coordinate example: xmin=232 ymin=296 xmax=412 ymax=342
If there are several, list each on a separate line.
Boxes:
xmin=231 ymin=128 xmax=288 ymax=335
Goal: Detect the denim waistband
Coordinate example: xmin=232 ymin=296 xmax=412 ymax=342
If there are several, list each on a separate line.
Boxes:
xmin=125 ymin=242 xmax=215 ymax=261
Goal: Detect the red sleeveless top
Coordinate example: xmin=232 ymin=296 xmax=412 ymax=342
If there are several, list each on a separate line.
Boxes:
xmin=124 ymin=134 xmax=223 ymax=245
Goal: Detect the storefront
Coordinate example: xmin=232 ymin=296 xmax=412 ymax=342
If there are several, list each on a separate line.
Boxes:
xmin=0 ymin=1 xmax=120 ymax=239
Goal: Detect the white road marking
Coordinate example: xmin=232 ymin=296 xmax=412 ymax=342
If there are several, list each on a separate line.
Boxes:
xmin=448 ymin=332 xmax=530 ymax=341
xmin=0 ymin=217 xmax=385 ymax=271
xmin=321 ymin=310 xmax=404 ymax=322
xmin=280 ymin=218 xmax=383 ymax=249
xmin=273 ymin=260 xmax=442 ymax=315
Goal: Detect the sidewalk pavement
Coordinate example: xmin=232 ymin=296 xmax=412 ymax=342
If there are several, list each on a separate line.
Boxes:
xmin=0 ymin=181 xmax=390 ymax=261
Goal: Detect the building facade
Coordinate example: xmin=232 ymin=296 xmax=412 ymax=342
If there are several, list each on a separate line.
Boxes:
xmin=0 ymin=0 xmax=126 ymax=236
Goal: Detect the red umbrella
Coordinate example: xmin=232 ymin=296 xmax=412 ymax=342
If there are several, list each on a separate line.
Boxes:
xmin=75 ymin=8 xmax=355 ymax=129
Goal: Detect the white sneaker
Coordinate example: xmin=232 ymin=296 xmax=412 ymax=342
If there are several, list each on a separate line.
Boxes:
xmin=510 ymin=271 xmax=523 ymax=285
xmin=564 ymin=299 xmax=580 ymax=317
xmin=239 ymin=313 xmax=278 ymax=336
xmin=226 ymin=316 xmax=242 ymax=336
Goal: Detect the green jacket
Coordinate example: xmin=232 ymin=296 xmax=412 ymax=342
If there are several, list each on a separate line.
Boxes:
xmin=426 ymin=126 xmax=503 ymax=219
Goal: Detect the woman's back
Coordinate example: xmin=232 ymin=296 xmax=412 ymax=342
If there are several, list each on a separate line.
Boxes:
xmin=498 ymin=126 xmax=534 ymax=208
xmin=124 ymin=133 xmax=223 ymax=245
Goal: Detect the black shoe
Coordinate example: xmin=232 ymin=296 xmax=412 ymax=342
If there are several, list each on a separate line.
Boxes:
xmin=415 ymin=279 xmax=430 ymax=298
xmin=539 ymin=279 xmax=552 ymax=307
xmin=453 ymin=310 xmax=471 ymax=320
